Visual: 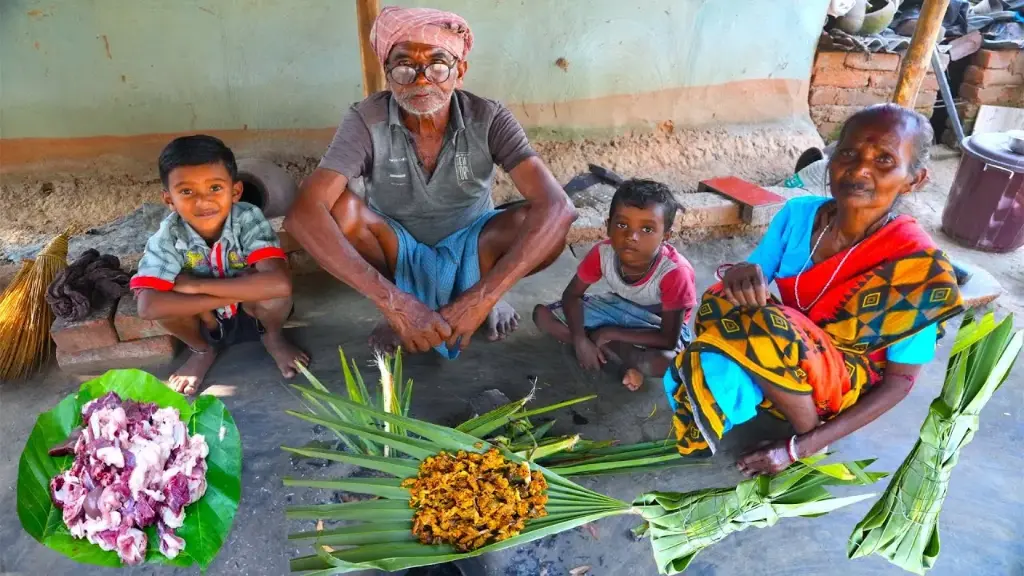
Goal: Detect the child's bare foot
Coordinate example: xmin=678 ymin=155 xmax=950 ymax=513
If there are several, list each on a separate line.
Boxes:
xmin=486 ymin=299 xmax=520 ymax=342
xmin=262 ymin=331 xmax=309 ymax=378
xmin=369 ymin=320 xmax=402 ymax=354
xmin=622 ymin=368 xmax=644 ymax=391
xmin=168 ymin=347 xmax=219 ymax=395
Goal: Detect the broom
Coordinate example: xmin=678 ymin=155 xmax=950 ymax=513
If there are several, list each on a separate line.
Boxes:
xmin=0 ymin=232 xmax=69 ymax=381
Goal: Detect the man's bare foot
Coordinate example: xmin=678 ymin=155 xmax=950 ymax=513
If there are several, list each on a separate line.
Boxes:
xmin=262 ymin=330 xmax=310 ymax=378
xmin=369 ymin=320 xmax=402 ymax=354
xmin=622 ymin=368 xmax=644 ymax=391
xmin=168 ymin=347 xmax=219 ymax=395
xmin=486 ymin=300 xmax=520 ymax=342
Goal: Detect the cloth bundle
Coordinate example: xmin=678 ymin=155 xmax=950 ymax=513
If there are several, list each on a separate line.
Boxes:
xmin=46 ymin=249 xmax=129 ymax=321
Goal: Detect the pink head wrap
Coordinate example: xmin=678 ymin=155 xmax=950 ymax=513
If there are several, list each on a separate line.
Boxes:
xmin=370 ymin=6 xmax=474 ymax=66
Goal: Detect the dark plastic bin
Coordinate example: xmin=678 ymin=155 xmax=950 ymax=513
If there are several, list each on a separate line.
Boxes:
xmin=941 ymin=132 xmax=1024 ymax=253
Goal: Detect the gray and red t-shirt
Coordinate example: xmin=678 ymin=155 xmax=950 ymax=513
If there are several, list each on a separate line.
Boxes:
xmin=577 ymin=241 xmax=697 ymax=320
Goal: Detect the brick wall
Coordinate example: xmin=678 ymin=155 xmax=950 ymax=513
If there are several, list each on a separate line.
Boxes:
xmin=945 ymin=49 xmax=1024 ymax=142
xmin=809 ymin=51 xmax=942 ymax=141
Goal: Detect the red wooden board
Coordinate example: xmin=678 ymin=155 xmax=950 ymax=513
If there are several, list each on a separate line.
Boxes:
xmin=699 ymin=176 xmax=785 ymax=208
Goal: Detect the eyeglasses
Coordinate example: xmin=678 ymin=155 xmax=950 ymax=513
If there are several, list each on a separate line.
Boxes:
xmin=387 ymin=61 xmax=457 ymax=86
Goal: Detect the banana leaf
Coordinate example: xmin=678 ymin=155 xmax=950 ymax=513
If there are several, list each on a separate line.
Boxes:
xmin=848 ymin=312 xmax=1024 ymax=574
xmin=16 ymin=369 xmax=242 ymax=570
xmin=634 ymin=455 xmax=884 ymax=575
xmin=282 ymin=387 xmax=632 ymax=573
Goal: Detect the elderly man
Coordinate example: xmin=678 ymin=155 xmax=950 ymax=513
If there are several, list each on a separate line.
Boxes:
xmin=285 ymin=6 xmax=575 ymax=358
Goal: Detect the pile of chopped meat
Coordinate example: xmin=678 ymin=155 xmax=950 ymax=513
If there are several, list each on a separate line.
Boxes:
xmin=402 ymin=448 xmax=548 ymax=552
xmin=48 ymin=392 xmax=208 ymax=565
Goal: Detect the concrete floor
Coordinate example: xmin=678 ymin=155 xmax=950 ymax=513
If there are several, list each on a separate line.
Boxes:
xmin=2 ymin=150 xmax=1024 ymax=575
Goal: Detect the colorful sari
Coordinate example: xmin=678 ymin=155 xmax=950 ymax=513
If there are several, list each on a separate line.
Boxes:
xmin=670 ymin=215 xmax=963 ymax=457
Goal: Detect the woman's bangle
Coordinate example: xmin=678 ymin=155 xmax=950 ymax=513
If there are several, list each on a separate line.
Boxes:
xmin=787 ymin=435 xmax=800 ymax=463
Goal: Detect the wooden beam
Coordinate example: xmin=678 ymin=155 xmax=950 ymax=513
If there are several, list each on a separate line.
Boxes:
xmin=892 ymin=0 xmax=950 ymax=107
xmin=356 ymin=0 xmax=385 ymax=96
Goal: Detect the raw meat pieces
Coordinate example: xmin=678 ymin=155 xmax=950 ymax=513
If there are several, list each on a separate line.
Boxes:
xmin=48 ymin=392 xmax=208 ymax=565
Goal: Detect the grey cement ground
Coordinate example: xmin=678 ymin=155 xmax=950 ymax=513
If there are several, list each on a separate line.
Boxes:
xmin=2 ymin=148 xmax=1024 ymax=575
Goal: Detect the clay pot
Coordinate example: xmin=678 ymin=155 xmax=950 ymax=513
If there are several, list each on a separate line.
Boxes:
xmin=836 ymin=0 xmax=898 ymax=36
xmin=236 ymin=158 xmax=298 ymax=218
xmin=836 ymin=0 xmax=868 ymax=34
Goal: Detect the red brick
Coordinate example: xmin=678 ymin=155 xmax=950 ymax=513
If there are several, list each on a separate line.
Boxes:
xmin=975 ymin=49 xmax=1017 ymax=70
xmin=960 ymin=83 xmax=1023 ymax=106
xmin=56 ymin=335 xmax=178 ymax=376
xmin=809 ymin=86 xmax=890 ymax=107
xmin=50 ymin=302 xmax=119 ymax=353
xmin=812 ymin=67 xmax=871 ymax=89
xmin=845 ymin=52 xmax=900 ymax=71
xmin=114 ymin=295 xmax=169 ymax=341
xmin=922 ymin=73 xmax=939 ymax=92
xmin=964 ymin=65 xmax=1024 ymax=87
xmin=867 ymin=72 xmax=899 ymax=89
xmin=811 ymin=105 xmax=860 ymax=125
xmin=813 ymin=51 xmax=848 ymax=72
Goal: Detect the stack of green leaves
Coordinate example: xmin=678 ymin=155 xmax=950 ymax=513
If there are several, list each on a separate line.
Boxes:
xmin=848 ymin=312 xmax=1023 ymax=574
xmin=633 ymin=456 xmax=884 ymax=574
xmin=283 ymin=390 xmax=882 ymax=574
xmin=282 ymin=387 xmax=633 ymax=573
xmin=295 ymin=349 xmax=413 ymax=456
xmin=294 ymin=348 xmax=696 ymax=476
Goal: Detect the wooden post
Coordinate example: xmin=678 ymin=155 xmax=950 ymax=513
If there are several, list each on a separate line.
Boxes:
xmin=892 ymin=0 xmax=950 ymax=107
xmin=356 ymin=0 xmax=385 ymax=97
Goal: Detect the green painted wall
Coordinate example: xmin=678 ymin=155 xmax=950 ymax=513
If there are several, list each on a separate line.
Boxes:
xmin=0 ymin=0 xmax=828 ymax=139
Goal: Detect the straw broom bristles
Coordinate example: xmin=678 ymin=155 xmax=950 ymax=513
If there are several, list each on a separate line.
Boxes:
xmin=0 ymin=232 xmax=69 ymax=381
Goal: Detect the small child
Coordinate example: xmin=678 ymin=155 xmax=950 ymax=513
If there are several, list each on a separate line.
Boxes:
xmin=130 ymin=135 xmax=308 ymax=394
xmin=533 ymin=179 xmax=696 ymax=390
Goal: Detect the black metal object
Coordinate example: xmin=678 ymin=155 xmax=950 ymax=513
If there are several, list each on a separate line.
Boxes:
xmin=933 ymin=49 xmax=965 ymax=145
xmin=494 ymin=163 xmax=625 ymax=210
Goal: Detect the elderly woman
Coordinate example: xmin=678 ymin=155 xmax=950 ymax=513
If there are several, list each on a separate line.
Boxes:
xmin=667 ymin=104 xmax=963 ymax=476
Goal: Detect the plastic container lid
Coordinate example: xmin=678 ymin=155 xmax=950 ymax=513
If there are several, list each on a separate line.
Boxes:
xmin=962 ymin=132 xmax=1024 ymax=173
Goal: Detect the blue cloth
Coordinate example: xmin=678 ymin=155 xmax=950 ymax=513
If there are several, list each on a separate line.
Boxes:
xmin=746 ymin=196 xmax=938 ymax=361
xmin=671 ymin=196 xmax=938 ymax=425
xmin=547 ymin=293 xmax=693 ymax=350
xmin=386 ymin=209 xmax=499 ymax=359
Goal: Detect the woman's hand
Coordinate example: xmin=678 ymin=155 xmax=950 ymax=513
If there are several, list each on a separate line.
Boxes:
xmin=736 ymin=439 xmax=793 ymax=477
xmin=721 ymin=263 xmax=768 ymax=307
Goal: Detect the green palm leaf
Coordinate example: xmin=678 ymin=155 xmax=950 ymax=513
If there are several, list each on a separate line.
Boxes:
xmin=284 ymin=388 xmax=880 ymax=574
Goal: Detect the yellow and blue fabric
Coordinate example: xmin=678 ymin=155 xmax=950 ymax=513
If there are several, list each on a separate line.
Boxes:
xmin=669 ymin=197 xmax=963 ymax=457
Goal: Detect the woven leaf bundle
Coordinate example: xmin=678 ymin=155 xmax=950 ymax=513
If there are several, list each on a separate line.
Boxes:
xmin=848 ymin=312 xmax=1024 ymax=573
xmin=0 ymin=233 xmax=69 ymax=381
